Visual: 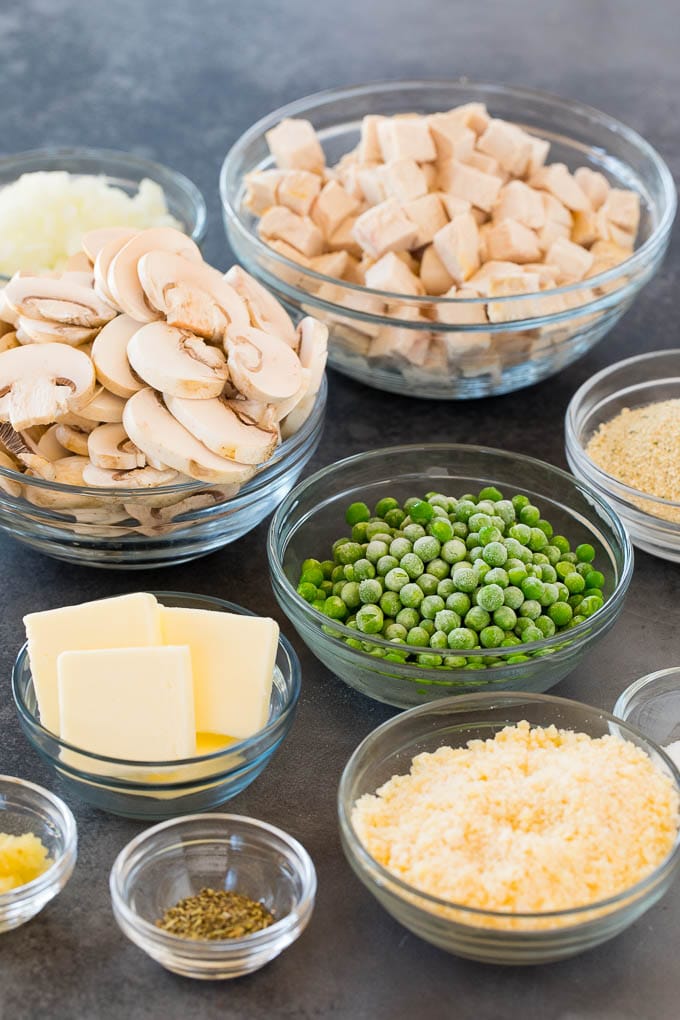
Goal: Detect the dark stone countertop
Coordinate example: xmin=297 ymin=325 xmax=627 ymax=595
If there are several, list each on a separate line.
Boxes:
xmin=0 ymin=1 xmax=678 ymax=1017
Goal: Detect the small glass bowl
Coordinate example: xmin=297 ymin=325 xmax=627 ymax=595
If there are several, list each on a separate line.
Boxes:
xmin=566 ymin=350 xmax=680 ymax=562
xmin=221 ymin=80 xmax=676 ymax=400
xmin=0 ymin=378 xmax=325 ymax=569
xmin=613 ymin=667 xmax=680 ymax=748
xmin=12 ymin=592 xmax=301 ymax=820
xmin=268 ymin=444 xmax=633 ymax=709
xmin=0 ymin=146 xmax=206 ymax=280
xmin=0 ymin=775 xmax=77 ymax=933
xmin=338 ymin=692 xmax=680 ymax=965
xmin=110 ymin=813 xmax=317 ymax=979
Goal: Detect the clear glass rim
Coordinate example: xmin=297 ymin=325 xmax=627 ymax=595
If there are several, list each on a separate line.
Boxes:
xmin=267 ymin=442 xmax=634 ymax=660
xmin=613 ymin=666 xmax=680 ymax=723
xmin=109 ymin=812 xmax=317 ymax=950
xmin=338 ymin=690 xmax=680 ymax=923
xmin=0 ymin=774 xmax=77 ymax=904
xmin=220 ymin=78 xmax=677 ymax=310
xmin=0 ymin=145 xmax=207 ymax=245
xmin=11 ymin=591 xmax=301 ymax=768
xmin=565 ymin=349 xmax=680 ymax=512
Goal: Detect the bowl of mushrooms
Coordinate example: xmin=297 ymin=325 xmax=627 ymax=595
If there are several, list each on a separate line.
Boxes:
xmin=0 ymin=228 xmax=327 ymax=568
xmin=221 ymin=80 xmax=675 ymax=399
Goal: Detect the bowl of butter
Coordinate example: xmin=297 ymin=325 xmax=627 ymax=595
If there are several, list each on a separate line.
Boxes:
xmin=12 ymin=591 xmax=300 ymax=820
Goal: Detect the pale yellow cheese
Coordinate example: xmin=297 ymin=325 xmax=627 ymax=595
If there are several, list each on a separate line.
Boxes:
xmin=57 ymin=645 xmax=195 ymax=761
xmin=160 ymin=607 xmax=278 ymax=739
xmin=24 ymin=592 xmax=162 ymax=735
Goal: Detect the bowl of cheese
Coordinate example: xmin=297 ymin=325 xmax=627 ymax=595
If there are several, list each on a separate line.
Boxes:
xmin=12 ymin=591 xmax=300 ymax=820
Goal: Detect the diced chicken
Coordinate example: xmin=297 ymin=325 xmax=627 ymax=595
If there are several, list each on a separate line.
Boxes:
xmin=467 ymin=260 xmax=525 ymax=296
xmin=419 ymin=244 xmax=455 ymax=295
xmin=402 ymin=193 xmax=448 ymax=248
xmin=526 ymin=137 xmax=550 ymax=177
xmin=311 ymin=180 xmax=360 ymax=237
xmin=377 ymin=117 xmax=437 ymax=163
xmin=265 ymin=118 xmax=325 ymax=173
xmin=258 ymin=205 xmax=324 ymax=257
xmin=439 ymin=193 xmax=472 ymax=219
xmin=493 ymin=181 xmax=545 ymax=230
xmin=435 ymin=287 xmax=488 ymax=326
xmin=463 ymin=150 xmax=502 ymax=177
xmin=358 ymin=115 xmax=386 ymax=162
xmin=477 ymin=222 xmax=492 ymax=263
xmin=448 ymin=103 xmax=490 ymax=136
xmin=486 ymin=219 xmax=541 ymax=263
xmin=545 ymin=237 xmax=595 ymax=282
xmin=487 ymin=272 xmax=542 ymax=322
xmin=356 ymin=164 xmax=388 ymax=206
xmin=382 ymin=159 xmax=429 ymax=203
xmin=327 ymin=216 xmax=364 ymax=258
xmin=244 ymin=170 xmax=286 ymax=215
xmin=337 ymin=162 xmax=366 ymax=201
xmin=427 ymin=113 xmax=475 ymax=161
xmin=536 ymin=193 xmax=573 ymax=253
xmin=365 ymin=252 xmax=424 ymax=295
xmin=523 ymin=262 xmax=560 ymax=288
xmin=307 ymin=251 xmax=351 ymax=279
xmin=433 ymin=213 xmax=480 ymax=283
xmin=601 ymin=189 xmax=640 ymax=234
xmin=571 ymin=209 xmax=599 ymax=247
xmin=574 ymin=167 xmax=610 ymax=210
xmin=353 ymin=199 xmax=418 ymax=259
xmin=277 ymin=170 xmax=323 ymax=216
xmin=438 ymin=160 xmax=503 ymax=212
xmin=478 ymin=119 xmax=534 ymax=176
xmin=529 ymin=163 xmax=590 ymax=212
xmin=370 ymin=304 xmax=431 ymax=363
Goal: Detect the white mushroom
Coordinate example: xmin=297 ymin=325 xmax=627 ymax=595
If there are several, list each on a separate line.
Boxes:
xmin=227 ymin=397 xmax=279 ymax=432
xmin=26 ymin=456 xmax=104 ymax=510
xmin=91 ymin=315 xmax=145 ymax=398
xmin=16 ymin=316 xmax=97 ymax=347
xmin=0 ymin=332 xmax=19 ymax=353
xmin=127 ymin=322 xmax=228 ymax=399
xmin=2 ymin=274 xmax=116 ymax=329
xmin=78 ymin=386 xmax=126 ymax=423
xmin=164 ymin=393 xmax=278 ymax=465
xmin=106 ymin=228 xmax=203 ymax=321
xmin=137 ymin=251 xmax=249 ymax=340
xmin=93 ymin=229 xmax=139 ymax=305
xmin=224 ymin=326 xmax=302 ymax=403
xmin=36 ymin=424 xmax=69 ymax=461
xmin=55 ymin=423 xmax=90 ymax=456
xmin=63 ymin=251 xmax=94 ymax=273
xmin=0 ymin=449 xmax=23 ymax=497
xmin=224 ymin=266 xmax=297 ymax=347
xmin=0 ymin=343 xmax=96 ymax=430
xmin=123 ymin=387 xmax=257 ymax=485
xmin=88 ymin=422 xmax=146 ymax=471
xmin=125 ymin=491 xmax=224 ymax=537
xmin=0 ymin=422 xmax=55 ymax=477
xmin=82 ymin=226 xmax=140 ymax=263
xmin=0 ymin=290 xmax=19 ymax=328
xmin=296 ymin=316 xmax=329 ymax=392
xmin=56 ymin=410 xmax=97 ymax=432
xmin=82 ymin=462 xmax=182 ymax=489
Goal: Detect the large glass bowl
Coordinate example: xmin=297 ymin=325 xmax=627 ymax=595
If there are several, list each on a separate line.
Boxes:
xmin=338 ymin=692 xmax=680 ymax=964
xmin=12 ymin=592 xmax=301 ymax=820
xmin=220 ymin=80 xmax=676 ymax=400
xmin=566 ymin=350 xmax=680 ymax=562
xmin=0 ymin=146 xmax=207 ymax=281
xmin=613 ymin=667 xmax=680 ymax=749
xmin=0 ymin=379 xmax=325 ymax=569
xmin=267 ymin=444 xmax=633 ymax=709
xmin=110 ymin=814 xmax=316 ymax=979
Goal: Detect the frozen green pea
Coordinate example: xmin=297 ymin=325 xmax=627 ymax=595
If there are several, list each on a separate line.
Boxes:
xmin=427 ymin=557 xmax=450 ymax=580
xmin=332 ymin=581 xmax=345 ymax=597
xmin=501 ymin=634 xmax=522 ymax=647
xmin=375 ymin=497 xmax=399 ymax=517
xmin=540 ymin=564 xmax=557 ymax=583
xmin=451 ymin=521 xmax=468 ymax=538
xmin=478 ymin=486 xmax=503 ymax=502
xmin=335 ymin=541 xmax=364 ymax=565
xmin=503 ymin=538 xmax=524 ymax=559
xmin=552 ymin=535 xmax=570 ymax=554
xmin=528 ymin=528 xmax=548 ymax=552
xmin=519 ymin=599 xmax=541 ymax=620
xmin=483 ymin=567 xmax=509 ymax=588
xmin=383 ymin=622 xmax=407 ymax=641
xmin=476 ymin=500 xmax=496 ymax=516
xmin=400 ymin=553 xmax=425 ymax=579
xmin=345 ymin=502 xmax=371 ymax=525
xmin=576 ymin=543 xmax=596 ymax=562
xmin=480 ymin=625 xmax=505 ymax=649
xmin=535 ymin=615 xmax=556 ymax=638
xmin=324 ymin=596 xmax=348 ymax=620
xmin=521 ymin=576 xmax=544 ymax=600
xmin=320 ymin=560 xmax=335 ymax=579
xmin=536 ymin=518 xmax=553 ymax=538
xmin=300 ymin=564 xmax=324 ymax=586
xmin=413 ymin=536 xmax=441 ymax=562
xmin=384 ymin=567 xmax=410 ymax=592
xmin=399 ymin=583 xmax=424 ymax=609
xmin=520 ymin=624 xmax=543 ymax=643
xmin=421 ymin=594 xmax=446 ymax=619
xmin=532 ymin=552 xmax=549 ymax=565
xmin=428 ymin=518 xmax=453 ymax=543
xmin=543 ymin=545 xmax=562 ymax=566
xmin=403 ymin=523 xmax=427 ymax=542
xmin=479 ymin=525 xmax=503 ymax=546
xmin=417 ymin=653 xmax=442 ymax=667
xmin=430 ymin=630 xmax=449 ymax=650
xmin=568 ymin=594 xmax=583 ymax=610
xmin=377 ymin=555 xmax=399 ymax=576
xmin=365 ymin=521 xmax=390 ymax=540
xmin=434 ymin=609 xmax=461 ymax=634
xmin=406 ymin=626 xmax=430 ymax=647
xmin=366 ymin=540 xmax=389 ymax=563
xmin=539 ymin=583 xmax=559 ymax=607
xmin=359 ymin=579 xmax=383 ymax=604
xmin=493 ymin=605 xmax=517 ymax=630
xmin=515 ymin=616 xmax=533 ymax=634
xmin=409 ymin=500 xmax=434 ymax=523
xmin=580 ymin=595 xmax=603 ymax=617
xmin=465 ymin=606 xmax=491 ymax=631
xmin=396 ymin=607 xmax=419 ymax=630
xmin=353 ymin=558 xmax=375 ymax=581
xmin=466 ymin=532 xmax=481 ymax=551
xmin=463 ymin=661 xmax=487 ymax=671
xmin=453 ymin=567 xmax=478 ymax=592
xmin=420 ymin=619 xmax=435 ymax=636
xmin=443 ymin=655 xmax=467 ymax=668
xmin=506 ymin=653 xmax=530 ymax=663
xmin=331 ymin=565 xmax=345 ymax=583
xmin=468 ymin=546 xmax=483 ymax=562
xmin=565 ymin=572 xmax=586 ymax=594
xmin=441 ymin=539 xmax=468 ymax=564
xmin=585 ymin=570 xmax=605 ymax=590
xmin=494 ymin=500 xmax=516 ymax=525
xmin=482 ymin=541 xmax=507 ymax=567
xmin=503 ymin=585 xmax=524 ymax=609
xmin=509 ymin=522 xmax=531 ymax=544
xmin=446 ymin=591 xmax=471 ymax=615
xmin=474 ymin=560 xmax=491 ymax=580
xmin=476 ymin=584 xmax=504 ymax=612
xmin=380 ymin=591 xmax=402 ymax=618
xmin=469 ymin=513 xmax=492 ymax=532
xmin=519 ymin=504 xmax=541 ymax=527
xmin=437 ymin=578 xmax=455 ymax=598
xmin=356 ymin=605 xmax=384 ymax=634
xmin=448 ymin=627 xmax=478 ymax=650
xmin=341 ymin=582 xmax=361 ymax=610
xmin=416 ymin=573 xmax=439 ymax=595
xmin=297 ymin=582 xmax=318 ymax=602
xmin=507 ymin=564 xmax=528 ymax=586
xmin=389 ymin=537 xmax=412 ymax=560
xmin=384 ymin=508 xmax=405 ymax=529
xmin=455 ymin=500 xmax=477 ymax=522
xmin=351 ymin=522 xmax=369 ymax=543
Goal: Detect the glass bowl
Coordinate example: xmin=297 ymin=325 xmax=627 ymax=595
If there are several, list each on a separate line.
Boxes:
xmin=220 ymin=80 xmax=676 ymax=400
xmin=0 ymin=146 xmax=207 ymax=280
xmin=613 ymin=667 xmax=680 ymax=749
xmin=565 ymin=350 xmax=680 ymax=562
xmin=12 ymin=592 xmax=301 ymax=820
xmin=338 ymin=691 xmax=680 ymax=965
xmin=110 ymin=813 xmax=316 ymax=979
xmin=268 ymin=444 xmax=633 ymax=709
xmin=0 ymin=378 xmax=325 ymax=569
xmin=0 ymin=775 xmax=77 ymax=933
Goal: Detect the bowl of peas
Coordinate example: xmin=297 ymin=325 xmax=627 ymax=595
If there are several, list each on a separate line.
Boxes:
xmin=267 ymin=444 xmax=633 ymax=708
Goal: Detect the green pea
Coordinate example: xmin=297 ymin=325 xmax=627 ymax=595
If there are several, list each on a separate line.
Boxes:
xmin=402 ymin=523 xmax=426 ymax=542
xmin=585 ymin=570 xmax=605 ymax=590
xmin=528 ymin=528 xmax=548 ymax=552
xmin=340 ymin=581 xmax=361 ymax=610
xmin=351 ymin=522 xmax=369 ymax=543
xmin=430 ymin=630 xmax=449 ymax=650
xmin=540 ymin=564 xmax=557 ymax=583
xmin=365 ymin=521 xmax=390 ymax=540
xmin=400 ymin=553 xmax=425 ymax=580
xmin=507 ymin=564 xmax=528 ymax=586
xmin=476 ymin=584 xmax=505 ymax=612
xmin=503 ymin=586 xmax=524 ymax=610
xmin=417 ymin=653 xmax=442 ymax=667
xmin=297 ymin=582 xmax=318 ymax=602
xmin=494 ymin=500 xmax=516 ymax=526
xmin=421 ymin=594 xmax=446 ymax=619
xmin=493 ymin=605 xmax=517 ymax=630
xmin=506 ymin=653 xmax=530 ymax=663
xmin=384 ymin=567 xmax=410 ymax=591
xmin=543 ymin=545 xmax=562 ymax=566
xmin=345 ymin=637 xmax=363 ymax=650
xmin=520 ymin=624 xmax=543 ymax=643
xmin=448 ymin=627 xmax=478 ymax=650
xmin=343 ymin=565 xmax=355 ymax=582
xmin=535 ymin=615 xmax=556 ymax=637
xmin=478 ymin=486 xmax=503 ymax=502
xmin=399 ymin=583 xmax=424 ymax=609
xmin=443 ymin=655 xmax=467 ymax=668
xmin=420 ymin=619 xmax=435 ymax=636
xmin=466 ymin=532 xmax=481 ymax=551
xmin=377 ymin=555 xmax=399 ymax=576
xmin=396 ymin=607 xmax=420 ymax=630
xmin=437 ymin=578 xmax=455 ymax=598
xmin=453 ymin=567 xmax=478 ymax=593
xmin=324 ymin=596 xmax=349 ymax=620
xmin=427 ymin=557 xmax=450 ymax=581
xmin=389 ymin=537 xmax=412 ymax=560
xmin=428 ymin=518 xmax=453 ymax=543
xmin=465 ymin=606 xmax=491 ymax=631
xmin=580 ymin=595 xmax=603 ymax=617
xmin=474 ymin=560 xmax=491 ymax=580
xmin=406 ymin=626 xmax=430 ymax=647
xmin=565 ymin=572 xmax=586 ymax=594
xmin=521 ymin=576 xmax=544 ymax=600
xmin=335 ymin=541 xmax=364 ymax=565
xmin=509 ymin=522 xmax=531 ymax=544
xmin=480 ymin=625 xmax=505 ymax=648
xmin=515 ymin=616 xmax=533 ymax=634
xmin=455 ymin=500 xmax=477 ymax=522
xmin=365 ymin=540 xmax=389 ymax=564
xmin=552 ymin=535 xmax=570 ymax=554
xmin=346 ymin=503 xmax=370 ymax=526
xmin=375 ymin=497 xmax=399 ymax=517
xmin=355 ymin=604 xmax=384 ymax=634
xmin=548 ymin=601 xmax=572 ymax=627
xmin=519 ymin=504 xmax=541 ymax=527
xmin=318 ymin=581 xmax=333 ymax=596
xmin=358 ymin=578 xmax=383 ymax=605
xmin=482 ymin=541 xmax=507 ymax=567
xmin=440 ymin=538 xmax=467 ymax=564
xmin=501 ymin=634 xmax=522 ymax=647
xmin=446 ymin=592 xmax=471 ymax=615
xmin=331 ymin=565 xmax=345 ymax=583
xmin=380 ymin=590 xmax=402 ymax=618
xmin=451 ymin=522 xmax=468 ymax=539
xmin=413 ymin=536 xmax=441 ymax=562
xmin=416 ymin=573 xmax=439 ymax=595
xmin=576 ymin=543 xmax=596 ymax=562
xmin=383 ymin=622 xmax=407 ymax=641
xmin=409 ymin=500 xmax=434 ymax=523
xmin=434 ymin=609 xmax=461 ymax=633
xmin=469 ymin=513 xmax=492 ymax=532
xmin=384 ymin=508 xmax=405 ymax=529
xmin=519 ymin=599 xmax=541 ymax=620
xmin=353 ymin=558 xmax=375 ymax=581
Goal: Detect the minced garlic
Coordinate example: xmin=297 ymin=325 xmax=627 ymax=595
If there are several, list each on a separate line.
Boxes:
xmin=352 ymin=721 xmax=679 ymax=924
xmin=0 ymin=831 xmax=52 ymax=893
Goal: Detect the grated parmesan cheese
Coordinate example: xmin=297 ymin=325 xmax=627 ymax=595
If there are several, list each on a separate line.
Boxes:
xmin=352 ymin=721 xmax=679 ymax=925
xmin=0 ymin=171 xmax=181 ymax=275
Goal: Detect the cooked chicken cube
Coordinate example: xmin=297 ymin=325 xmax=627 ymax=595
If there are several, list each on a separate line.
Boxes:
xmin=377 ymin=117 xmax=437 ymax=163
xmin=382 ymin=159 xmax=429 ymax=203
xmin=258 ymin=205 xmax=324 ymax=257
xmin=574 ymin=167 xmax=610 ymax=210
xmin=493 ymin=181 xmax=545 ymax=230
xmin=478 ymin=119 xmax=534 ymax=176
xmin=312 ymin=180 xmax=360 ymax=237
xmin=419 ymin=244 xmax=455 ymax=295
xmin=353 ymin=199 xmax=418 ymax=259
xmin=486 ymin=219 xmax=541 ymax=263
xmin=365 ymin=252 xmax=424 ymax=295
xmin=402 ymin=193 xmax=448 ymax=248
xmin=433 ymin=213 xmax=480 ymax=283
xmin=439 ymin=160 xmax=503 ymax=212
xmin=244 ymin=170 xmax=286 ymax=215
xmin=545 ymin=236 xmax=595 ymax=282
xmin=529 ymin=163 xmax=590 ymax=212
xmin=427 ymin=113 xmax=475 ymax=161
xmin=276 ymin=170 xmax=323 ymax=216
xmin=265 ymin=118 xmax=325 ymax=173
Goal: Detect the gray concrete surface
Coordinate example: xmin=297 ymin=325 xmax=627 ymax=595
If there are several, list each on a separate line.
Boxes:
xmin=0 ymin=1 xmax=678 ymax=1017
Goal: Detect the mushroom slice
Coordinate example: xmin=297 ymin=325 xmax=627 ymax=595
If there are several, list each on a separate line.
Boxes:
xmin=78 ymin=386 xmax=126 ymax=423
xmin=0 ymin=332 xmax=19 ymax=353
xmin=297 ymin=316 xmax=329 ymax=393
xmin=26 ymin=456 xmax=104 ymax=509
xmin=123 ymin=387 xmax=257 ymax=485
xmin=88 ymin=422 xmax=146 ymax=471
xmin=0 ymin=290 xmax=19 ymax=328
xmin=0 ymin=422 xmax=55 ymax=477
xmin=55 ymin=423 xmax=91 ymax=456
xmin=225 ymin=266 xmax=297 ymax=348
xmin=164 ymin=393 xmax=278 ymax=465
xmin=64 ymin=251 xmax=93 ymax=273
xmin=36 ymin=424 xmax=69 ymax=461
xmin=125 ymin=491 xmax=224 ymax=537
xmin=107 ymin=228 xmax=203 ymax=321
xmin=224 ymin=326 xmax=302 ymax=403
xmin=91 ymin=315 xmax=145 ymax=398
xmin=93 ymin=229 xmax=139 ymax=305
xmin=127 ymin=322 xmax=228 ymax=399
xmin=82 ymin=226 xmax=140 ymax=263
xmin=0 ymin=343 xmax=96 ymax=430
xmin=3 ymin=275 xmax=116 ymax=328
xmin=82 ymin=462 xmax=181 ymax=489
xmin=56 ymin=410 xmax=97 ymax=432
xmin=227 ymin=397 xmax=279 ymax=431
xmin=0 ymin=449 xmax=23 ymax=497
xmin=17 ymin=316 xmax=97 ymax=347
xmin=137 ymin=251 xmax=249 ymax=339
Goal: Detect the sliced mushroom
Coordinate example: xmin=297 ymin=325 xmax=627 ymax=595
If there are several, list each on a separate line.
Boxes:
xmin=0 ymin=449 xmax=23 ymax=497
xmin=26 ymin=456 xmax=104 ymax=510
xmin=3 ymin=274 xmax=116 ymax=329
xmin=224 ymin=266 xmax=297 ymax=347
xmin=36 ymin=424 xmax=69 ymax=461
xmin=91 ymin=315 xmax=145 ymax=398
xmin=56 ymin=410 xmax=97 ymax=432
xmin=93 ymin=229 xmax=139 ymax=305
xmin=78 ymin=386 xmax=126 ymax=423
xmin=107 ymin=228 xmax=203 ymax=321
xmin=88 ymin=422 xmax=146 ymax=471
xmin=0 ymin=332 xmax=19 ymax=353
xmin=125 ymin=491 xmax=224 ymax=536
xmin=224 ymin=325 xmax=302 ymax=403
xmin=55 ymin=423 xmax=91 ymax=456
xmin=227 ymin=397 xmax=279 ymax=431
xmin=82 ymin=227 xmax=140 ymax=263
xmin=127 ymin=322 xmax=228 ymax=399
xmin=0 ymin=343 xmax=96 ymax=430
xmin=0 ymin=290 xmax=19 ymax=328
xmin=297 ymin=316 xmax=329 ymax=392
xmin=0 ymin=422 xmax=55 ymax=477
xmin=16 ymin=316 xmax=97 ymax=347
xmin=64 ymin=251 xmax=94 ymax=273
xmin=280 ymin=391 xmax=318 ymax=439
xmin=123 ymin=387 xmax=257 ymax=485
xmin=137 ymin=251 xmax=249 ymax=340
xmin=164 ymin=393 xmax=278 ymax=465
xmin=82 ymin=462 xmax=181 ymax=488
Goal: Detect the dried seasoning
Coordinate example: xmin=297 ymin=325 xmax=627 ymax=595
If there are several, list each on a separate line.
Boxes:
xmin=155 ymin=887 xmax=275 ymax=940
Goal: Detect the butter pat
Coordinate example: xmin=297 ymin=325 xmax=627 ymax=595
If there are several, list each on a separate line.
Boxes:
xmin=57 ymin=646 xmax=195 ymax=761
xmin=24 ymin=592 xmax=161 ymax=734
xmin=160 ymin=608 xmax=278 ymax=739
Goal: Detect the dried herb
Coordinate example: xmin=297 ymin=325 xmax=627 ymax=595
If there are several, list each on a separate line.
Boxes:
xmin=155 ymin=887 xmax=275 ymax=940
